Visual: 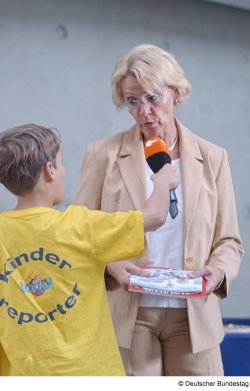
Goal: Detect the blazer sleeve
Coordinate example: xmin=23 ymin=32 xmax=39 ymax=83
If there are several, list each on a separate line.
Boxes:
xmin=208 ymin=148 xmax=244 ymax=298
xmin=74 ymin=142 xmax=103 ymax=210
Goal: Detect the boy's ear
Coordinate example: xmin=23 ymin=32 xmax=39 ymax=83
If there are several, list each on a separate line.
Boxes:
xmin=44 ymin=161 xmax=55 ymax=181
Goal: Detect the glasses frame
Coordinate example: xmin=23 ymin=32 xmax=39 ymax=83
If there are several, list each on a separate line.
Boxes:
xmin=125 ymin=91 xmax=164 ymax=112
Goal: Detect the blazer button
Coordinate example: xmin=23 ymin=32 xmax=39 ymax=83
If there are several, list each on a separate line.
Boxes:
xmin=185 ymin=257 xmax=193 ymax=264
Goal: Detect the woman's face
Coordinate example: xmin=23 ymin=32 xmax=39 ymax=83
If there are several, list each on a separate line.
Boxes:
xmin=121 ymin=75 xmax=176 ymax=140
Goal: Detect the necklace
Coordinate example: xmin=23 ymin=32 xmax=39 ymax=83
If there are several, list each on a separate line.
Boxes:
xmin=167 ymin=131 xmax=179 ymax=151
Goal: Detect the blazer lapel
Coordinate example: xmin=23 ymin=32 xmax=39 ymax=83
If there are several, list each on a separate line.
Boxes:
xmin=117 ymin=125 xmax=147 ymax=210
xmin=116 ymin=120 xmax=204 ymax=253
xmin=176 ymin=119 xmax=204 ymax=243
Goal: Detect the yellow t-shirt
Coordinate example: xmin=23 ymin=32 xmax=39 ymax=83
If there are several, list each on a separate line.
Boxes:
xmin=0 ymin=205 xmax=144 ymax=376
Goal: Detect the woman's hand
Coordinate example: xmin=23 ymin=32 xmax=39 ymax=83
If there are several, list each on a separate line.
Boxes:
xmin=106 ymin=261 xmax=150 ymax=289
xmin=189 ymin=265 xmax=224 ymax=295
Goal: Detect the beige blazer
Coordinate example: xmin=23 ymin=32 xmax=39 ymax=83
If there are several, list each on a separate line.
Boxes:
xmin=74 ymin=118 xmax=244 ymax=353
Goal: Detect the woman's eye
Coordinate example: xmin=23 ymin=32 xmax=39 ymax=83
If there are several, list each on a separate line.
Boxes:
xmin=128 ymin=99 xmax=139 ymax=106
xmin=148 ymin=95 xmax=158 ymax=103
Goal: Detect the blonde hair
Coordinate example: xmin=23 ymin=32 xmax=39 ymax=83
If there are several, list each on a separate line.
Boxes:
xmin=0 ymin=124 xmax=60 ymax=196
xmin=112 ymin=44 xmax=191 ymax=109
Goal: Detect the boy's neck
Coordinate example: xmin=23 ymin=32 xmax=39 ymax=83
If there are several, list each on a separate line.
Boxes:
xmin=13 ymin=164 xmax=63 ymax=211
xmin=15 ymin=192 xmax=54 ymax=210
xmin=15 ymin=200 xmax=53 ymax=210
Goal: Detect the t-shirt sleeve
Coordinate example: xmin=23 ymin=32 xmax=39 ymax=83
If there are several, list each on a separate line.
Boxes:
xmin=87 ymin=210 xmax=144 ymax=265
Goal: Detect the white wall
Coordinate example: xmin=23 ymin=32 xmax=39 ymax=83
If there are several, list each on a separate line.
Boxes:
xmin=0 ymin=0 xmax=249 ymax=317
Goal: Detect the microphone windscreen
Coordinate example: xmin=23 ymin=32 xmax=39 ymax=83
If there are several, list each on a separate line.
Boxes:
xmin=144 ymin=136 xmax=171 ymax=173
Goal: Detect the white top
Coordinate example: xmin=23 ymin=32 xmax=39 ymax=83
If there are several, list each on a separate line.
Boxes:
xmin=139 ymin=159 xmax=187 ymax=308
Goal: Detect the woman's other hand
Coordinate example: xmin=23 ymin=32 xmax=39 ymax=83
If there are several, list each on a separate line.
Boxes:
xmin=189 ymin=266 xmax=225 ymax=295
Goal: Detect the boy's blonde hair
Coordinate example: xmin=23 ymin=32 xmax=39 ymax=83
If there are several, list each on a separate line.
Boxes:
xmin=112 ymin=44 xmax=191 ymax=109
xmin=0 ymin=124 xmax=60 ymax=196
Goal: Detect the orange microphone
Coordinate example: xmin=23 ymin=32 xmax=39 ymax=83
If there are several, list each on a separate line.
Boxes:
xmin=144 ymin=136 xmax=171 ymax=171
xmin=144 ymin=136 xmax=178 ymax=219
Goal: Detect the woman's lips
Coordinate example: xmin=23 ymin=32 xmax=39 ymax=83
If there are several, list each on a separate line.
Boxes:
xmin=143 ymin=122 xmax=155 ymax=128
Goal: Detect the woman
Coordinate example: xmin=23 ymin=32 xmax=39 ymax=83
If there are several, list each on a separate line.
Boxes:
xmin=74 ymin=44 xmax=244 ymax=376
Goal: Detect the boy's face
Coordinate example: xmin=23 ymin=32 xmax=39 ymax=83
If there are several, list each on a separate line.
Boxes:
xmin=53 ymin=149 xmax=65 ymax=205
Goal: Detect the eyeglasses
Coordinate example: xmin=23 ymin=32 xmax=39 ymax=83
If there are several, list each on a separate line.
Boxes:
xmin=126 ymin=92 xmax=163 ymax=112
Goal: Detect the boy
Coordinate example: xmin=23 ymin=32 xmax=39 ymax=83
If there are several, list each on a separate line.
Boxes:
xmin=0 ymin=124 xmax=179 ymax=376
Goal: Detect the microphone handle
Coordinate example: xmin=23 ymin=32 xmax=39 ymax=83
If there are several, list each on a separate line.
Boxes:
xmin=169 ymin=189 xmax=178 ymax=219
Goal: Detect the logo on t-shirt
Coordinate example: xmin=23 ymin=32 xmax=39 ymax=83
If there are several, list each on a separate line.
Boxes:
xmin=20 ymin=275 xmax=53 ymax=296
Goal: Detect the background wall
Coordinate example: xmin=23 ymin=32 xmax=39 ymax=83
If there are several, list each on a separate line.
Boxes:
xmin=0 ymin=0 xmax=249 ymax=317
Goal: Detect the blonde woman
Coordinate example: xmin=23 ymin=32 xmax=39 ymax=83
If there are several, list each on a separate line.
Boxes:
xmin=75 ymin=44 xmax=244 ymax=376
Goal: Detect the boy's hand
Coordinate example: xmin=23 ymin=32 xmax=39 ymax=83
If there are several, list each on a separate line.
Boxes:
xmin=151 ymin=164 xmax=180 ymax=191
xmin=106 ymin=261 xmax=150 ymax=289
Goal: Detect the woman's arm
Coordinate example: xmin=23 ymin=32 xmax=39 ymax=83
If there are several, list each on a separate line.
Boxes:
xmin=190 ymin=149 xmax=244 ymax=297
xmin=74 ymin=142 xmax=103 ymax=209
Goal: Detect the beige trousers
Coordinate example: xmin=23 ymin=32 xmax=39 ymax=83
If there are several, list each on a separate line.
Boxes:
xmin=120 ymin=307 xmax=224 ymax=376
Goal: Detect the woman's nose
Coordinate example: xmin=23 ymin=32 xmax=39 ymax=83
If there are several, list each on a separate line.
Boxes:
xmin=138 ymin=101 xmax=151 ymax=115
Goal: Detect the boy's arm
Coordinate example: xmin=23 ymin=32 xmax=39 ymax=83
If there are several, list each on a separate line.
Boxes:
xmin=142 ymin=163 xmax=179 ymax=232
xmin=106 ymin=164 xmax=179 ymax=287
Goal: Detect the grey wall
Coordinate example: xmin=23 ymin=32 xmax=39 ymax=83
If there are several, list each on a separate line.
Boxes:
xmin=0 ymin=0 xmax=249 ymax=317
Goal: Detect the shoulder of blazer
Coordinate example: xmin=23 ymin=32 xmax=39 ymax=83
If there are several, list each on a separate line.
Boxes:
xmin=85 ymin=125 xmax=140 ymax=183
xmin=176 ymin=118 xmax=226 ymax=176
xmin=195 ymin=134 xmax=227 ymax=178
xmin=91 ymin=124 xmax=140 ymax=159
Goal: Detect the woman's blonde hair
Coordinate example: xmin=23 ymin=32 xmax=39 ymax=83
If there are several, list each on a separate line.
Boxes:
xmin=112 ymin=44 xmax=191 ymax=109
